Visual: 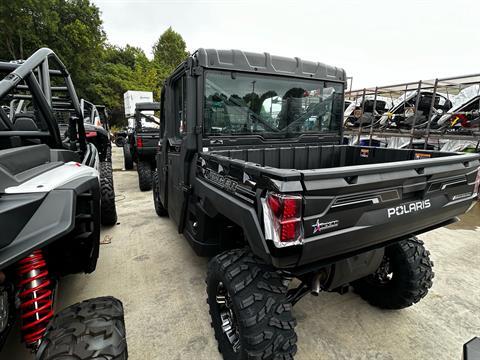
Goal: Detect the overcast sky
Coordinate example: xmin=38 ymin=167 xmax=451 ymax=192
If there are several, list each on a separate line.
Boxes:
xmin=93 ymin=0 xmax=478 ymax=89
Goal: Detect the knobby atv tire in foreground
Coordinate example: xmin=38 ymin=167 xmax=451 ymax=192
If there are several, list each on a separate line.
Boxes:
xmin=106 ymin=145 xmax=112 ymax=163
xmin=153 ymin=170 xmax=168 ymax=217
xmin=123 ymin=144 xmax=133 ymax=170
xmin=207 ymin=249 xmax=297 ymax=360
xmin=137 ymin=160 xmax=152 ymax=191
xmin=100 ymin=161 xmax=118 ymax=226
xmin=352 ymin=237 xmax=434 ymax=309
xmin=36 ymin=296 xmax=128 ymax=360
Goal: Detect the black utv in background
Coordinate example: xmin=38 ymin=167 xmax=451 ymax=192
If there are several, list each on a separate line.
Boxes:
xmin=123 ymin=102 xmax=160 ymax=191
xmin=50 ymin=95 xmax=117 ymax=225
xmin=153 ymin=48 xmax=480 ymax=359
xmin=80 ymin=100 xmax=117 ymax=225
xmin=81 ymin=99 xmax=112 ymax=163
xmin=0 ymin=48 xmax=127 ymax=358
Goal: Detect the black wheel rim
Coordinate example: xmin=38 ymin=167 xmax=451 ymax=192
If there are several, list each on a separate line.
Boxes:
xmin=215 ymin=282 xmax=241 ymax=353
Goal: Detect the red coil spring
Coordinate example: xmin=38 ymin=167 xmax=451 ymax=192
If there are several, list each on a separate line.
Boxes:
xmin=16 ymin=249 xmax=54 ymax=347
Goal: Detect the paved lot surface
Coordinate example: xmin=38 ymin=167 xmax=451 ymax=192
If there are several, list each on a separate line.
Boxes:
xmin=2 ymin=146 xmax=479 ymax=359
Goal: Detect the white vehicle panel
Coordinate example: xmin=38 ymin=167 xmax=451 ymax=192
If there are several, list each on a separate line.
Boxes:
xmin=5 ymin=162 xmax=99 ymax=194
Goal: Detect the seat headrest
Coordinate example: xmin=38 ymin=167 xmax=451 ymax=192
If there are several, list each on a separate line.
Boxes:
xmin=13 ymin=118 xmax=39 ymax=131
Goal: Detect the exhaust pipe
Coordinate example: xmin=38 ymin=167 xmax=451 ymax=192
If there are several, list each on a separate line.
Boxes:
xmin=311 ymin=271 xmax=327 ymax=296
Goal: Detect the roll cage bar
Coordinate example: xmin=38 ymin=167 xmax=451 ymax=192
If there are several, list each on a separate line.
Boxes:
xmin=0 ymin=47 xmax=86 ymax=151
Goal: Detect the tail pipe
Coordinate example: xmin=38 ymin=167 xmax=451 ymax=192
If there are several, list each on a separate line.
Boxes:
xmin=311 ymin=271 xmax=328 ymax=296
xmin=16 ymin=249 xmax=54 ymax=349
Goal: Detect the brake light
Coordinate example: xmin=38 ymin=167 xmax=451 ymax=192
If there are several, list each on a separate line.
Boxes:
xmin=136 ymin=136 xmax=143 ymax=148
xmin=85 ymin=131 xmax=97 ymax=138
xmin=264 ymin=192 xmax=303 ymax=247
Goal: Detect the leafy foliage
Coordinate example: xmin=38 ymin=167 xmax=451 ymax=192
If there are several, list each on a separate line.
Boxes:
xmin=152 ymin=27 xmax=189 ymax=84
xmin=0 ymin=1 xmax=189 ymax=127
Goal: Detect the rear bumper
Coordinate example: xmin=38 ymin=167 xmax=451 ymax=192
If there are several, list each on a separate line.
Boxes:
xmin=136 ymin=147 xmax=157 ymax=158
xmin=298 ymin=196 xmax=475 ymax=266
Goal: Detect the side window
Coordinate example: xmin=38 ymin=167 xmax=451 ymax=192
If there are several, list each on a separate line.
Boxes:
xmin=173 ymin=75 xmax=187 ymax=137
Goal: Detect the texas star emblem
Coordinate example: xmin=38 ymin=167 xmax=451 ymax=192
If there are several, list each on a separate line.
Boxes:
xmin=312 ymin=219 xmax=339 ymax=234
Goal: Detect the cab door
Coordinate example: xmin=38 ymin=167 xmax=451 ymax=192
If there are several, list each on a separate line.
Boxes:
xmin=166 ymin=74 xmax=188 ymax=226
xmin=157 ymin=88 xmax=168 ymax=209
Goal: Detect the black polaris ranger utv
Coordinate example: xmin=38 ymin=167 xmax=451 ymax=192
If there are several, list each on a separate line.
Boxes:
xmin=153 ymin=49 xmax=480 ymax=359
xmin=123 ymin=102 xmax=160 ymax=191
xmin=0 ymin=48 xmax=127 ymax=358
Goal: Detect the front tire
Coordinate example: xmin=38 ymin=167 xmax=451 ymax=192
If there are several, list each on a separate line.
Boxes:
xmin=115 ymin=136 xmax=126 ymax=147
xmin=352 ymin=236 xmax=434 ymax=309
xmin=123 ymin=144 xmax=133 ymax=170
xmin=137 ymin=160 xmax=152 ymax=191
xmin=100 ymin=162 xmax=117 ymax=226
xmin=207 ymin=249 xmax=297 ymax=360
xmin=36 ymin=297 xmax=128 ymax=360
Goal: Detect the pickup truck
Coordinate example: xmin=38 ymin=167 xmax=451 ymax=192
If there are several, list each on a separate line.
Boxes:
xmin=124 ymin=102 xmax=160 ymax=190
xmin=152 ymin=48 xmax=480 ymax=360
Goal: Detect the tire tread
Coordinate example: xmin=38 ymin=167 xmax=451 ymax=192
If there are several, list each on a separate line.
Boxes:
xmin=36 ymin=296 xmax=128 ymax=360
xmin=207 ymin=249 xmax=297 ymax=360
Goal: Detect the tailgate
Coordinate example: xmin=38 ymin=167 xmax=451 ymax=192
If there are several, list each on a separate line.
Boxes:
xmin=298 ymin=153 xmax=480 ymax=266
xmin=136 ymin=132 xmax=159 ymax=155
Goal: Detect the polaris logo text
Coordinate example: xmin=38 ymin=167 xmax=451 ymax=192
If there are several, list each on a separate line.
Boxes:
xmin=387 ymin=200 xmax=431 ymax=218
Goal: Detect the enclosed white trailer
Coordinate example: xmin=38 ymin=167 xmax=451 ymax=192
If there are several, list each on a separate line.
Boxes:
xmin=123 ymin=91 xmax=153 ymax=116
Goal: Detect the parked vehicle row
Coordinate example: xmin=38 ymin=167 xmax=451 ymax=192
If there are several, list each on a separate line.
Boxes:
xmin=345 ymin=85 xmax=480 ymax=132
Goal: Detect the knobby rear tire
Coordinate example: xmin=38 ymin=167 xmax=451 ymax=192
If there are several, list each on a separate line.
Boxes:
xmin=123 ymin=144 xmax=133 ymax=170
xmin=137 ymin=160 xmax=152 ymax=191
xmin=352 ymin=236 xmax=434 ymax=309
xmin=100 ymin=161 xmax=117 ymax=226
xmin=207 ymin=248 xmax=297 ymax=360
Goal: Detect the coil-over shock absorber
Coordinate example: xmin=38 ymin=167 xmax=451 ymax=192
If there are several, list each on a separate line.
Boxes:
xmin=16 ymin=249 xmax=54 ymax=349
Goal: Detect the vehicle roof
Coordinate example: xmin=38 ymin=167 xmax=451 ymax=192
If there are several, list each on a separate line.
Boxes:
xmin=193 ymin=48 xmax=346 ymax=83
xmin=135 ymin=102 xmax=160 ymax=112
xmin=449 ymin=85 xmax=480 ymax=112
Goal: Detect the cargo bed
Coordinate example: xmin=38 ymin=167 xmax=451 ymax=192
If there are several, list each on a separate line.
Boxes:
xmin=199 ymin=144 xmax=480 ymax=267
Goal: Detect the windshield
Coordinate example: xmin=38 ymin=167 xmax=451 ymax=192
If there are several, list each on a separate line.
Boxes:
xmin=204 ymin=71 xmax=343 ymax=137
xmin=129 ymin=114 xmax=160 ymax=130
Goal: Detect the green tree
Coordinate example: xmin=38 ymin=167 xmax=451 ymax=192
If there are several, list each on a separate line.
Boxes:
xmin=152 ymin=27 xmax=189 ymax=83
xmin=0 ymin=3 xmax=190 ymax=128
xmin=92 ymin=45 xmax=158 ymax=126
xmin=0 ymin=0 xmax=105 ymax=100
xmin=0 ymin=0 xmax=58 ymax=60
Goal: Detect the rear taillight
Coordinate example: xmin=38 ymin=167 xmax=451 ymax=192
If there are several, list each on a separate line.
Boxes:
xmin=85 ymin=131 xmax=97 ymax=138
xmin=263 ymin=192 xmax=303 ymax=247
xmin=136 ymin=136 xmax=143 ymax=148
